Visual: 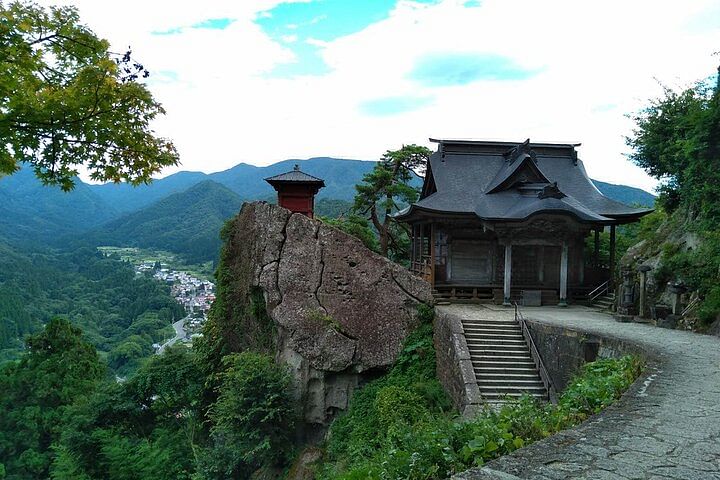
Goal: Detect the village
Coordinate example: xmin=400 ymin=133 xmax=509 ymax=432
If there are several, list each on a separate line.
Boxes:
xmin=135 ymin=262 xmax=216 ymax=347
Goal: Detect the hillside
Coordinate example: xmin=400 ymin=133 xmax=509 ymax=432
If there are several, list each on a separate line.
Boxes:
xmin=88 ymin=158 xmax=653 ymax=214
xmin=0 ymin=168 xmax=119 ymax=245
xmin=0 ymin=240 xmax=184 ymax=366
xmin=592 ymin=179 xmax=655 ymax=208
xmin=84 ymin=180 xmax=244 ymax=263
xmin=88 ymin=157 xmax=378 ymax=211
xmin=3 ymin=159 xmax=654 ymax=262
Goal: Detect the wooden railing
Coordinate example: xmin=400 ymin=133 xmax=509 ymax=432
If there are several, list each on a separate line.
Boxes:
xmin=514 ymin=302 xmax=558 ymax=404
xmin=410 ymin=257 xmax=432 ymax=282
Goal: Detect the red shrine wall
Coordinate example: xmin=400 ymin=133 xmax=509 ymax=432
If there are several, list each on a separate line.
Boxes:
xmin=276 ymin=184 xmax=317 ymax=217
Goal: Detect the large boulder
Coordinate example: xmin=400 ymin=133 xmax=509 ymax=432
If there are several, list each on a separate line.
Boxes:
xmin=227 ymin=202 xmax=433 ymax=427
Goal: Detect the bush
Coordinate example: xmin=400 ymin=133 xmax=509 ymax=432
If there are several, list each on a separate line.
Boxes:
xmin=319 ymin=355 xmax=643 ymax=479
xmin=201 ymin=352 xmax=296 ymax=479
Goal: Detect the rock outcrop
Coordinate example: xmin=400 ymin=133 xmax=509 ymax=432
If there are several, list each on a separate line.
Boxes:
xmin=224 ymin=202 xmax=433 ymax=428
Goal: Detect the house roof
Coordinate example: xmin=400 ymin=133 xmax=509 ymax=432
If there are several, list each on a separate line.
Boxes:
xmin=396 ymin=139 xmax=652 ymax=225
xmin=264 ymin=164 xmax=325 ymax=185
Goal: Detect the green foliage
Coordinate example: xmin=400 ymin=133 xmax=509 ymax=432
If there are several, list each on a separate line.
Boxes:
xmin=627 ymin=75 xmax=720 ymax=219
xmin=82 ymin=181 xmax=244 ymax=264
xmin=200 ymin=352 xmax=297 ymax=479
xmin=0 ymin=1 xmax=178 ymax=190
xmin=652 ymin=229 xmax=720 ymax=324
xmin=0 ymin=319 xmax=104 ymax=479
xmin=321 ymin=214 xmax=380 ymax=252
xmin=319 ymin=355 xmax=642 ymax=479
xmin=314 ymin=198 xmax=353 ymax=218
xmin=306 ymin=308 xmax=342 ymax=332
xmin=0 ymin=242 xmax=184 ymax=371
xmin=352 ymin=144 xmax=431 ymax=259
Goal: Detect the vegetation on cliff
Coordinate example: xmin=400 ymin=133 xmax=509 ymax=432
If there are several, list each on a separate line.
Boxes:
xmin=624 ymin=66 xmax=720 ymax=327
xmin=317 ymin=344 xmax=642 ymax=479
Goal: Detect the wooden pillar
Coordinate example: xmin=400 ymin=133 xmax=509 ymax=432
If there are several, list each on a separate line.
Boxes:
xmin=559 ymin=241 xmax=568 ymax=306
xmin=537 ymin=246 xmax=545 ymax=284
xmin=430 ymin=223 xmax=436 ymax=286
xmin=594 ymin=229 xmax=600 ymax=267
xmin=413 ymin=224 xmax=419 ymax=267
xmin=503 ymin=244 xmax=512 ymax=306
xmin=579 ymin=240 xmax=585 ymax=285
xmin=609 ymin=225 xmax=616 ymax=288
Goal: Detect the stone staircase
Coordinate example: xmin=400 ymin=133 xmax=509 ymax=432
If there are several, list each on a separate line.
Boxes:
xmin=591 ymin=292 xmax=616 ymax=311
xmin=461 ymin=316 xmax=548 ymax=404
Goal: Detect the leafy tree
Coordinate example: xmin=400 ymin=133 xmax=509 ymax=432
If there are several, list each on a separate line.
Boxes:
xmin=0 ymin=318 xmax=104 ymax=478
xmin=200 ymin=352 xmax=296 ymax=479
xmin=353 ymin=144 xmax=431 ymax=258
xmin=321 ymin=214 xmax=380 ymax=252
xmin=627 ymin=67 xmax=720 ymax=222
xmin=0 ymin=1 xmax=178 ymax=190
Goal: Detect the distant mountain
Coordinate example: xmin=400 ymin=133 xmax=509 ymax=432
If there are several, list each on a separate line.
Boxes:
xmin=2 ymin=158 xmax=655 ymax=258
xmin=88 ymin=170 xmax=209 ymax=214
xmin=0 ymin=168 xmax=118 ymax=245
xmin=592 ymin=180 xmax=655 ymax=208
xmin=83 ymin=181 xmax=244 ymax=263
xmin=88 ymin=157 xmax=377 ymax=212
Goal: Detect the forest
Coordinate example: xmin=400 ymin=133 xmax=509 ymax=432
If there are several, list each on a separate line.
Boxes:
xmin=0 ymin=242 xmax=185 ymax=372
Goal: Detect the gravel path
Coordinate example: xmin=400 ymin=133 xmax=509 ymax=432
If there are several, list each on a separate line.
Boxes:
xmin=441 ymin=304 xmax=720 ymax=480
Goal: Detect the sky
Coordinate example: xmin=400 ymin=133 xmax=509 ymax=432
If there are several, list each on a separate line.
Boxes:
xmin=42 ymin=0 xmax=720 ymax=192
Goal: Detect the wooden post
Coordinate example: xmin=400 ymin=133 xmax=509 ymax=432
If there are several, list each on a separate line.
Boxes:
xmin=410 ymin=224 xmax=415 ymax=268
xmin=594 ymin=229 xmax=600 ymax=267
xmin=430 ymin=223 xmax=436 ymax=286
xmin=537 ymin=246 xmax=544 ymax=284
xmin=579 ymin=240 xmax=585 ymax=285
xmin=609 ymin=225 xmax=616 ymax=289
xmin=559 ymin=241 xmax=568 ymax=307
xmin=503 ymin=244 xmax=512 ymax=306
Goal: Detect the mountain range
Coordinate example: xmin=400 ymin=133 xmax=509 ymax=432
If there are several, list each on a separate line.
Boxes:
xmin=0 ymin=157 xmax=656 ymax=262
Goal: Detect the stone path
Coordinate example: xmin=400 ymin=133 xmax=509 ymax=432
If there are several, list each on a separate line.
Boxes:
xmin=441 ymin=304 xmax=720 ymax=480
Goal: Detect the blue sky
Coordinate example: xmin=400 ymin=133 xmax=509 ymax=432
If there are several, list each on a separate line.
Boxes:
xmin=45 ymin=0 xmax=720 ymax=191
xmin=255 ymin=0 xmax=440 ymax=77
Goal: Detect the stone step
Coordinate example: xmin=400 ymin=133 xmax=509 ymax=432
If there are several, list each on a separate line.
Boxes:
xmin=481 ymin=392 xmax=547 ymax=401
xmin=480 ymin=384 xmax=547 ymax=393
xmin=466 ymin=338 xmax=527 ymax=346
xmin=467 ymin=343 xmax=530 ymax=353
xmin=472 ymin=358 xmax=536 ymax=367
xmin=477 ymin=372 xmax=542 ymax=380
xmin=475 ymin=366 xmax=539 ymax=374
xmin=463 ymin=329 xmax=523 ymax=337
xmin=463 ymin=322 xmax=521 ymax=329
xmin=462 ymin=319 xmax=518 ymax=325
xmin=463 ymin=324 xmax=521 ymax=332
xmin=478 ymin=378 xmax=544 ymax=387
xmin=468 ymin=347 xmax=531 ymax=356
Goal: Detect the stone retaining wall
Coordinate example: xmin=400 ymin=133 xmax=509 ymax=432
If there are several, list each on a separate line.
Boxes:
xmin=434 ymin=310 xmax=482 ymax=416
xmin=525 ymin=319 xmax=647 ymax=391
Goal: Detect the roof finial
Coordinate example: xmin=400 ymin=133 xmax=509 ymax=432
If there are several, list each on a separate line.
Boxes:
xmin=294 ymin=164 xmax=300 ymax=171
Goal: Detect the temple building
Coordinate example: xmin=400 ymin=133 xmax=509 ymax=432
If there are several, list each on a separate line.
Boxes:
xmin=265 ymin=165 xmax=325 ymax=218
xmin=395 ymin=139 xmax=652 ymax=306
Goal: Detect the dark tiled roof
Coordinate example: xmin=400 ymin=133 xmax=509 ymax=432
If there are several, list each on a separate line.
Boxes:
xmin=396 ymin=139 xmax=652 ymax=224
xmin=264 ymin=165 xmax=325 ymax=185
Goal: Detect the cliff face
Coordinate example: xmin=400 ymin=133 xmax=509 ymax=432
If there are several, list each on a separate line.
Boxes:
xmin=215 ymin=202 xmax=433 ymax=428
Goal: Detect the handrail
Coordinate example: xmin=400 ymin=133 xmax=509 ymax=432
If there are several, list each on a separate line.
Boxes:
xmin=514 ymin=302 xmax=558 ymax=404
xmin=682 ymin=297 xmax=700 ymax=317
xmin=588 ymin=280 xmax=609 ymax=303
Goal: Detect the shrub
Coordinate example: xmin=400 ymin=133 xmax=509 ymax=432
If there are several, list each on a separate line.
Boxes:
xmin=202 ymin=352 xmax=296 ymax=479
xmin=319 ymin=355 xmax=643 ymax=479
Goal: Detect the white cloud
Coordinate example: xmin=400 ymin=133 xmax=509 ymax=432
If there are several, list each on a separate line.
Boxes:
xmin=37 ymin=0 xmax=720 ymax=192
